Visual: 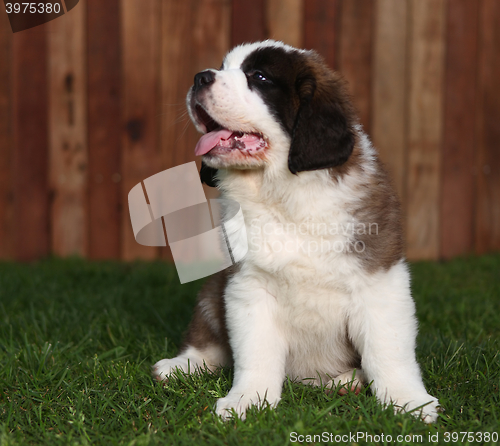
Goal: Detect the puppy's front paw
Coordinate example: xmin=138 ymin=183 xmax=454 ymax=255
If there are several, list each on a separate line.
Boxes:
xmin=393 ymin=394 xmax=440 ymax=424
xmin=408 ymin=396 xmax=440 ymax=424
xmin=152 ymin=356 xmax=200 ymax=381
xmin=215 ymin=390 xmax=280 ymax=420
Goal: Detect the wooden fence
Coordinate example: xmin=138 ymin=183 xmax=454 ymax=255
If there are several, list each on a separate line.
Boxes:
xmin=0 ymin=0 xmax=499 ymax=262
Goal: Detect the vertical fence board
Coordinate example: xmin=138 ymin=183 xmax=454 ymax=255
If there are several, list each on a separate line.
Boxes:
xmin=231 ymin=0 xmax=266 ymax=46
xmin=121 ymin=0 xmax=161 ymax=260
xmin=338 ymin=0 xmax=374 ymax=132
xmin=371 ymin=0 xmax=408 ymax=205
xmin=12 ymin=27 xmax=50 ymax=261
xmin=87 ymin=0 xmax=121 ymax=259
xmin=303 ymin=0 xmax=340 ymax=69
xmin=440 ymin=0 xmax=479 ymax=259
xmin=406 ymin=0 xmax=446 ymax=260
xmin=476 ymin=0 xmax=500 ymax=253
xmin=267 ymin=0 xmax=303 ymax=47
xmin=0 ymin=13 xmax=13 ymax=258
xmin=48 ymin=3 xmax=88 ymax=257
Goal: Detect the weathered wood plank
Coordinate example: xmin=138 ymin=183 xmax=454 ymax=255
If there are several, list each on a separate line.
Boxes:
xmin=440 ymin=0 xmax=479 ymax=259
xmin=303 ymin=0 xmax=340 ymax=69
xmin=0 ymin=12 xmax=13 ymax=259
xmin=121 ymin=0 xmax=161 ymax=260
xmin=406 ymin=0 xmax=446 ymax=260
xmin=338 ymin=0 xmax=374 ymax=132
xmin=87 ymin=0 xmax=122 ymax=259
xmin=12 ymin=27 xmax=50 ymax=261
xmin=475 ymin=0 xmax=500 ymax=254
xmin=231 ymin=0 xmax=266 ymax=46
xmin=267 ymin=0 xmax=303 ymax=48
xmin=371 ymin=0 xmax=408 ymax=205
xmin=48 ymin=2 xmax=88 ymax=257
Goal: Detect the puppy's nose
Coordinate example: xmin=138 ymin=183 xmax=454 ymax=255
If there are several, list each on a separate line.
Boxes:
xmin=194 ymin=70 xmax=215 ymax=92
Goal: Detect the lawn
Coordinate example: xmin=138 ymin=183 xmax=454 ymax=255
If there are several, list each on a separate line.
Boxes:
xmin=0 ymin=254 xmax=499 ymax=445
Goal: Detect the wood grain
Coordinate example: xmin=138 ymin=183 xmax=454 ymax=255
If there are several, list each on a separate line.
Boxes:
xmin=121 ymin=0 xmax=161 ymax=260
xmin=0 ymin=12 xmax=12 ymax=259
xmin=371 ymin=0 xmax=408 ymax=206
xmin=12 ymin=27 xmax=50 ymax=261
xmin=475 ymin=0 xmax=500 ymax=254
xmin=406 ymin=0 xmax=446 ymax=260
xmin=338 ymin=0 xmax=374 ymax=132
xmin=48 ymin=2 xmax=88 ymax=257
xmin=231 ymin=0 xmax=266 ymax=46
xmin=440 ymin=0 xmax=479 ymax=259
xmin=303 ymin=0 xmax=340 ymax=69
xmin=267 ymin=0 xmax=303 ymax=48
xmin=87 ymin=0 xmax=122 ymax=259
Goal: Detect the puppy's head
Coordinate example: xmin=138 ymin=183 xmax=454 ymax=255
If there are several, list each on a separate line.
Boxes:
xmin=187 ymin=40 xmax=356 ymax=183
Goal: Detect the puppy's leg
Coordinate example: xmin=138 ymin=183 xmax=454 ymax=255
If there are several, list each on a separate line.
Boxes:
xmin=349 ymin=261 xmax=439 ymax=423
xmin=152 ymin=270 xmax=232 ymax=381
xmin=215 ymin=274 xmax=287 ymax=420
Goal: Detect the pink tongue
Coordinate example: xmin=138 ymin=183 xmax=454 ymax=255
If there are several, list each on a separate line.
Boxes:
xmin=195 ymin=129 xmax=233 ymax=156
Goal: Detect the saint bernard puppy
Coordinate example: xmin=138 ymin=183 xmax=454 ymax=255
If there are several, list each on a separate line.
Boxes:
xmin=152 ymin=40 xmax=439 ymax=423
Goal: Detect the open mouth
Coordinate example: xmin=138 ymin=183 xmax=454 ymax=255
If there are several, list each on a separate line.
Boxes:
xmin=194 ymin=105 xmax=267 ymax=157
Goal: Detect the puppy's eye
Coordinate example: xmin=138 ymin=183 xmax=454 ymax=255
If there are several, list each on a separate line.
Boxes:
xmin=253 ymin=71 xmax=267 ymax=81
xmin=250 ymin=71 xmax=271 ymax=83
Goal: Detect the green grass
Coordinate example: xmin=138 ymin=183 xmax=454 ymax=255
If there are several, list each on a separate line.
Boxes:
xmin=0 ymin=255 xmax=499 ymax=445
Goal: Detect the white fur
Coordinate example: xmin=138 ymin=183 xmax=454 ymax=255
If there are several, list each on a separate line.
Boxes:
xmin=153 ymin=345 xmax=228 ymax=379
xmin=155 ymin=41 xmax=439 ymax=423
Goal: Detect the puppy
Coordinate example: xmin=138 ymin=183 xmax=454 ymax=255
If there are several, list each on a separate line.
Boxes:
xmin=153 ymin=40 xmax=439 ymax=423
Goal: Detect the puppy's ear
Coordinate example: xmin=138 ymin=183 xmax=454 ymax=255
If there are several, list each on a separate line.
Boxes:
xmin=288 ymin=76 xmax=355 ymax=174
xmin=200 ymin=161 xmax=218 ymax=187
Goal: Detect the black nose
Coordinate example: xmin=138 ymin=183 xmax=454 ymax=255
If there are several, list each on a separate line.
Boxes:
xmin=194 ymin=70 xmax=215 ymax=92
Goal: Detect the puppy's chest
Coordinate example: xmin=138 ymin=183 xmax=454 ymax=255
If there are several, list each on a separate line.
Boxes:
xmin=230 ymin=193 xmax=361 ymax=337
xmin=275 ymin=278 xmax=351 ymax=331
xmin=242 ymin=200 xmax=358 ymax=277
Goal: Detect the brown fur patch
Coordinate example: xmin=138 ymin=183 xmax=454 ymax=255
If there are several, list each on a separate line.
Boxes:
xmin=329 ymin=137 xmax=363 ymax=183
xmin=304 ymin=52 xmax=358 ymax=128
xmin=345 ymin=156 xmax=404 ymax=273
xmin=305 ymin=53 xmax=404 ymax=272
xmin=180 ymin=267 xmax=233 ymax=361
